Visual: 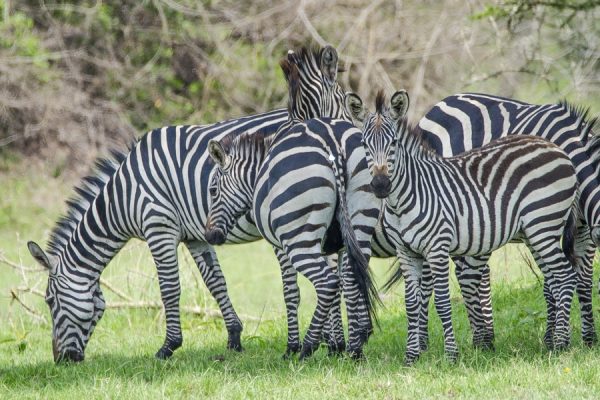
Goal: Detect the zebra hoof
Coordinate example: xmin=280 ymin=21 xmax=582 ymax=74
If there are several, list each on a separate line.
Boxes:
xmin=327 ymin=341 xmax=346 ymax=356
xmin=583 ymin=332 xmax=597 ymax=347
xmin=227 ymin=330 xmax=243 ymax=352
xmin=282 ymin=343 xmax=301 ymax=359
xmin=299 ymin=341 xmax=319 ymax=360
xmin=403 ymin=351 xmax=420 ymax=366
xmin=155 ymin=337 xmax=182 ymax=360
xmin=346 ymin=347 xmax=364 ymax=361
xmin=446 ymin=350 xmax=459 ymax=364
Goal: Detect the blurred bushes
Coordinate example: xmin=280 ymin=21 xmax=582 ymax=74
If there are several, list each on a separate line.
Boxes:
xmin=0 ymin=0 xmax=598 ymax=167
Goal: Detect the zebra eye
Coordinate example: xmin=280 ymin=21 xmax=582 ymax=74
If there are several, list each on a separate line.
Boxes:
xmin=209 ymin=186 xmax=218 ymax=197
xmin=45 ymin=295 xmax=54 ymax=306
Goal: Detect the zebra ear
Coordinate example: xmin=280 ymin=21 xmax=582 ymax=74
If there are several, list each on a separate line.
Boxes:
xmin=208 ymin=140 xmax=228 ymax=168
xmin=27 ymin=241 xmax=54 ymax=271
xmin=320 ymin=45 xmax=338 ymax=86
xmin=345 ymin=92 xmax=366 ymax=127
xmin=390 ymin=90 xmax=409 ymax=120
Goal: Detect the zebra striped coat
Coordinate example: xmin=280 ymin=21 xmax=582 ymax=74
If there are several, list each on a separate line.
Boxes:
xmin=206 ymin=117 xmax=380 ymax=359
xmin=349 ymin=90 xmax=579 ymax=364
xmin=26 ymin=44 xmax=352 ymax=363
xmin=416 ymin=93 xmax=600 ymax=346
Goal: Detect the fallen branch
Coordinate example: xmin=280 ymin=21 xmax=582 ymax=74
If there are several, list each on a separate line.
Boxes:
xmin=107 ymin=301 xmax=261 ymax=321
xmin=10 ymin=289 xmax=46 ymax=323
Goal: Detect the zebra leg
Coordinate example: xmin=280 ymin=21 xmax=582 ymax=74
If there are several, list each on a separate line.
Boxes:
xmin=147 ymin=235 xmax=183 ymax=359
xmin=286 ymin=249 xmax=340 ymax=360
xmin=418 ymin=262 xmax=432 ymax=352
xmin=397 ymin=248 xmax=423 ymax=366
xmin=572 ymin=226 xmax=596 ymax=346
xmin=427 ymin=249 xmax=458 ymax=362
xmin=529 ymin=248 xmax=557 ymax=349
xmin=339 ymin=250 xmax=371 ymax=359
xmin=185 ymin=241 xmax=243 ymax=352
xmin=274 ymin=248 xmax=301 ymax=357
xmin=528 ymin=238 xmax=577 ymax=351
xmin=454 ymin=255 xmax=494 ymax=350
xmin=322 ymin=253 xmax=346 ymax=356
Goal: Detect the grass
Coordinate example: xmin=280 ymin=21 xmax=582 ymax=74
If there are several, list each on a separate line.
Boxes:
xmin=1 ymin=163 xmax=600 ymax=399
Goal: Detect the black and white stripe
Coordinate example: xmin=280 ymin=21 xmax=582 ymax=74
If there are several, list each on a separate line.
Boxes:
xmin=418 ymin=93 xmax=600 ymax=346
xmin=349 ymin=90 xmax=579 ymax=364
xmin=205 ymin=116 xmax=380 ymax=359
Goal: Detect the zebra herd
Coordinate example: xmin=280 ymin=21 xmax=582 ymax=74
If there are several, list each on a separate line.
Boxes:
xmin=26 ymin=44 xmax=600 ymax=365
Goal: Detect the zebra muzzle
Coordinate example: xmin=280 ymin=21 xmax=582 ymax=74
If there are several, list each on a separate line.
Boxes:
xmin=370 ymin=174 xmax=391 ymax=198
xmin=206 ymin=227 xmax=226 ymax=245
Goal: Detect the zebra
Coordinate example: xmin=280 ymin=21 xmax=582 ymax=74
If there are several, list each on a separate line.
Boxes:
xmin=26 ymin=44 xmax=349 ymax=363
xmin=416 ymin=93 xmax=600 ymax=348
xmin=204 ymin=115 xmax=381 ymax=359
xmin=347 ymin=90 xmax=579 ymax=364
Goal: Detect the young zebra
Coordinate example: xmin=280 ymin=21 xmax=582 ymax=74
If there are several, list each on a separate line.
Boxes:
xmin=26 ymin=44 xmax=350 ymax=363
xmin=347 ymin=90 xmax=579 ymax=364
xmin=419 ymin=93 xmax=600 ymax=346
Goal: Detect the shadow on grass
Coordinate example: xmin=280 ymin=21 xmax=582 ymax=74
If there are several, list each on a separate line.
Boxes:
xmin=1 ymin=281 xmax=598 ymax=390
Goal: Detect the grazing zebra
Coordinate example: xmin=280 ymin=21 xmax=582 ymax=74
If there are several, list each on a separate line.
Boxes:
xmin=347 ymin=90 xmax=579 ymax=364
xmin=418 ymin=93 xmax=600 ymax=347
xmin=26 ymin=44 xmax=349 ymax=363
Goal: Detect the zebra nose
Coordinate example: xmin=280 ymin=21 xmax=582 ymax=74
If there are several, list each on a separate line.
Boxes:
xmin=370 ymin=175 xmax=391 ymax=198
xmin=55 ymin=348 xmax=85 ymax=364
xmin=206 ymin=228 xmax=226 ymax=245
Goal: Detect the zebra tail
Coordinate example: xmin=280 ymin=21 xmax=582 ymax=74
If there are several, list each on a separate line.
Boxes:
xmin=331 ymin=150 xmax=381 ymax=327
xmin=381 ymin=258 xmax=404 ymax=293
xmin=562 ymin=206 xmax=578 ymax=268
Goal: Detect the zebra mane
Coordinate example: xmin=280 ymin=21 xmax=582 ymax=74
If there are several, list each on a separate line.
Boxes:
xmin=218 ymin=130 xmax=274 ymax=158
xmin=557 ymin=99 xmax=600 ymax=158
xmin=47 ymin=147 xmax=131 ymax=255
xmin=397 ymin=119 xmax=439 ymax=159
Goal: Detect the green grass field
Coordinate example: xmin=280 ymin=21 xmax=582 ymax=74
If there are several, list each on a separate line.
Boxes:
xmin=2 ymin=163 xmax=600 ymax=399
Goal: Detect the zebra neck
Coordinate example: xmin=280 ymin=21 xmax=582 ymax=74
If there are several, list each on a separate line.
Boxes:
xmin=387 ymin=155 xmax=429 ymax=213
xmin=56 ymin=188 xmax=128 ymax=280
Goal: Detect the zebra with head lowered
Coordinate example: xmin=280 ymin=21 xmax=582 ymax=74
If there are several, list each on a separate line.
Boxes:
xmin=348 ymin=90 xmax=579 ymax=364
xmin=26 ymin=44 xmax=348 ymax=363
xmin=205 ymin=59 xmax=381 ymax=359
xmin=416 ymin=93 xmax=600 ymax=348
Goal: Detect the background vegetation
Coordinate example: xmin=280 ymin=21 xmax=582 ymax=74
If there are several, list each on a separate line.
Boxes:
xmin=1 ymin=0 xmax=599 ymax=398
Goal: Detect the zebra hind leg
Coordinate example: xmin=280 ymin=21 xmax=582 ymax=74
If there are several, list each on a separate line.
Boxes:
xmin=572 ymin=228 xmax=597 ymax=346
xmin=275 ymin=248 xmax=302 ymax=358
xmin=288 ymin=250 xmax=340 ymax=360
xmin=148 ymin=236 xmax=183 ymax=359
xmin=186 ymin=241 xmax=243 ymax=352
xmin=322 ymin=253 xmax=346 ymax=356
xmin=455 ymin=256 xmax=494 ymax=350
xmin=529 ymin=238 xmax=577 ymax=351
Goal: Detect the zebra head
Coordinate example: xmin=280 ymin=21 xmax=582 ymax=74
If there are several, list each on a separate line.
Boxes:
xmin=205 ymin=132 xmax=270 ymax=245
xmin=280 ymin=45 xmax=351 ymax=123
xmin=26 ymin=241 xmax=105 ymax=363
xmin=346 ymin=89 xmax=410 ymax=198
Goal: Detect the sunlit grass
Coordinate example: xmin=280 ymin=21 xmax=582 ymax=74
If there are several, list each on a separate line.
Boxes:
xmin=1 ymin=165 xmax=600 ymax=399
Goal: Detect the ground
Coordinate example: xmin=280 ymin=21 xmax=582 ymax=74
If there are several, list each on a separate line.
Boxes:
xmin=1 ymin=162 xmax=600 ymax=399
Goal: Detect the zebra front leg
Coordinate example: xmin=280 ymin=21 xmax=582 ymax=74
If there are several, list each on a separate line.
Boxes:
xmin=572 ymin=228 xmax=596 ymax=346
xmin=148 ymin=237 xmax=183 ymax=359
xmin=427 ymin=250 xmax=458 ymax=362
xmin=397 ymin=248 xmax=423 ymax=365
xmin=274 ymin=248 xmax=301 ymax=358
xmin=186 ymin=241 xmax=243 ymax=352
